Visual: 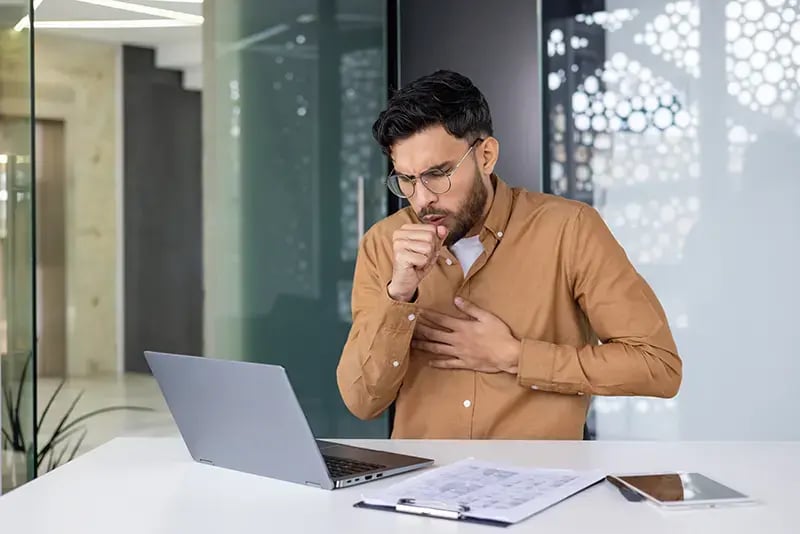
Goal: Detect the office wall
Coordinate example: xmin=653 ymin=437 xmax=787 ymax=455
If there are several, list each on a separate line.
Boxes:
xmin=123 ymin=46 xmax=202 ymax=373
xmin=0 ymin=33 xmax=118 ymax=376
xmin=399 ymin=0 xmax=542 ymax=191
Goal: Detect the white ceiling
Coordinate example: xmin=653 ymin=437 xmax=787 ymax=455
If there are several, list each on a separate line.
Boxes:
xmin=31 ymin=0 xmax=203 ymax=89
xmin=33 ymin=0 xmax=202 ymax=46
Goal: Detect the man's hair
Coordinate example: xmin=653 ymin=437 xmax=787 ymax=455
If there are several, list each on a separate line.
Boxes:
xmin=372 ymin=70 xmax=493 ymax=155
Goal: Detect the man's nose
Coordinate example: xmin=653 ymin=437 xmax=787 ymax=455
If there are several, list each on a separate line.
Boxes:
xmin=413 ymin=182 xmax=438 ymax=208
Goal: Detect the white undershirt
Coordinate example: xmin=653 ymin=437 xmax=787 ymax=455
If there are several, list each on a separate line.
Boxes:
xmin=449 ymin=235 xmax=484 ymax=277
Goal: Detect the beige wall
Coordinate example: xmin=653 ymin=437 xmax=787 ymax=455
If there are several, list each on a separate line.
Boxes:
xmin=0 ymin=32 xmax=119 ymax=376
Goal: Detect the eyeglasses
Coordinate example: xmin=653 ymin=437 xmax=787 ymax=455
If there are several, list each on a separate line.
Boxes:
xmin=385 ymin=138 xmax=483 ymax=199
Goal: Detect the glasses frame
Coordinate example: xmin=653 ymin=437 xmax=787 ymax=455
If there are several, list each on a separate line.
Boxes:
xmin=385 ymin=137 xmax=484 ymax=199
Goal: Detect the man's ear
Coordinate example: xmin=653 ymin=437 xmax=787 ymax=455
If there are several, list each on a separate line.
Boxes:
xmin=479 ymin=136 xmax=499 ymax=176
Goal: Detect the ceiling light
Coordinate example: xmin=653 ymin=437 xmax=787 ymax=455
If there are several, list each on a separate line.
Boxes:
xmin=17 ymin=19 xmax=198 ymax=29
xmin=225 ymin=24 xmax=289 ymax=53
xmin=13 ymin=0 xmax=45 ymax=32
xmin=72 ymin=0 xmax=203 ymax=24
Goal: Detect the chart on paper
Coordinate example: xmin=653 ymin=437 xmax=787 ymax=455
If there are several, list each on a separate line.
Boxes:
xmin=360 ymin=459 xmax=605 ymax=524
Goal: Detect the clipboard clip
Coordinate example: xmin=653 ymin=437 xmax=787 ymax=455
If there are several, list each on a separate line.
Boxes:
xmin=395 ymin=497 xmax=471 ymax=519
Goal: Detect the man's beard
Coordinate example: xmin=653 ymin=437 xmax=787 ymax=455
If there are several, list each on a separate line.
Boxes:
xmin=418 ymin=171 xmax=488 ymax=247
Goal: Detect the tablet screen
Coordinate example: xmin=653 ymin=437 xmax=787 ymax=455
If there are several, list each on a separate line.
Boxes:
xmin=617 ymin=473 xmax=748 ymax=503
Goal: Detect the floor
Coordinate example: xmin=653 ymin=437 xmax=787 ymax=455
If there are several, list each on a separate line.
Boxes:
xmin=36 ymin=373 xmax=177 ymax=471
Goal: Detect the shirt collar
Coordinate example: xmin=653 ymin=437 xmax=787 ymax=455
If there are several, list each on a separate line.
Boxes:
xmin=481 ymin=174 xmax=513 ymax=241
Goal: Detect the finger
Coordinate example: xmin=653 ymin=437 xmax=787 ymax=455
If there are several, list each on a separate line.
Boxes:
xmin=401 ymin=223 xmax=447 ymax=239
xmin=429 ymin=358 xmax=468 ymax=369
xmin=398 ymin=249 xmax=438 ymax=274
xmin=411 ymin=339 xmax=456 ymax=356
xmin=401 ymin=223 xmax=438 ymax=231
xmin=422 ymin=309 xmax=465 ymax=331
xmin=394 ymin=238 xmax=436 ymax=258
xmin=396 ymin=249 xmax=429 ymax=268
xmin=413 ymin=323 xmax=453 ymax=343
xmin=454 ymin=297 xmax=491 ymax=321
xmin=395 ymin=233 xmax=442 ymax=259
xmin=395 ymin=227 xmax=438 ymax=243
xmin=397 ymin=226 xmax=447 ymax=249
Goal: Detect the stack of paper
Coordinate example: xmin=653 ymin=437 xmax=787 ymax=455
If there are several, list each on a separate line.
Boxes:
xmin=360 ymin=459 xmax=605 ymax=525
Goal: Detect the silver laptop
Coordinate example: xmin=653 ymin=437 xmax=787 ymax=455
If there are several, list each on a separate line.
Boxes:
xmin=144 ymin=351 xmax=433 ymax=490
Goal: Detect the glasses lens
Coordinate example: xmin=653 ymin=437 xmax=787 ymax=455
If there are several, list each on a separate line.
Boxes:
xmin=387 ymin=174 xmax=414 ymax=198
xmin=421 ymin=170 xmax=451 ymax=194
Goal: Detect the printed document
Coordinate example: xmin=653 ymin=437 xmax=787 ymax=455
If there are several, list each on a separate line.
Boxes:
xmin=360 ymin=459 xmax=605 ymax=524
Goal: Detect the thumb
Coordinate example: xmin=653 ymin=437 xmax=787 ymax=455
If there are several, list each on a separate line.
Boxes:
xmin=436 ymin=225 xmax=448 ymax=240
xmin=454 ymin=297 xmax=487 ymax=320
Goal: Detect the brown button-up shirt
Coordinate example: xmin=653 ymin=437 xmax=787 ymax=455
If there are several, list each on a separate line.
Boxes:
xmin=337 ymin=176 xmax=681 ymax=439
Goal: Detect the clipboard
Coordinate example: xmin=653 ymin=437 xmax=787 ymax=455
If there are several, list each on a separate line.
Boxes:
xmin=351 ymin=459 xmax=606 ymax=527
xmin=353 ymin=498 xmax=511 ymax=527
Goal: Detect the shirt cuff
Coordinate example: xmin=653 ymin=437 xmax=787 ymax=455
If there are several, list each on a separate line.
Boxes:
xmin=517 ymin=338 xmax=585 ymax=396
xmin=358 ymin=286 xmax=419 ymax=383
xmin=375 ymin=284 xmax=419 ymax=332
xmin=517 ymin=338 xmax=555 ymax=388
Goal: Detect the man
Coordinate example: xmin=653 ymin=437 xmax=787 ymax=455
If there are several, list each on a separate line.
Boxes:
xmin=336 ymin=70 xmax=681 ymax=440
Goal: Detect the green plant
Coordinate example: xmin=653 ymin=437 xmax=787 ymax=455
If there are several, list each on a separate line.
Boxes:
xmin=2 ymin=352 xmax=153 ymax=472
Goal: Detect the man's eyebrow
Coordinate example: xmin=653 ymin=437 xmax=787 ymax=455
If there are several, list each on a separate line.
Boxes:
xmin=395 ymin=160 xmax=453 ymax=177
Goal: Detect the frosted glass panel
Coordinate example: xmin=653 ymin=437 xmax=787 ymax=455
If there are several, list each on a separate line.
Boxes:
xmin=0 ymin=2 xmax=36 ymax=492
xmin=203 ymin=0 xmax=390 ymax=439
xmin=543 ymin=0 xmax=800 ymax=440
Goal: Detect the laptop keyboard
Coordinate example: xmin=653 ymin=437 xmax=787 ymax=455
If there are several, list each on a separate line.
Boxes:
xmin=323 ymin=455 xmax=385 ymax=479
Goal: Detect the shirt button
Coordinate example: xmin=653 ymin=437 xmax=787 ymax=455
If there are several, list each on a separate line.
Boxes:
xmin=392 ymin=360 xmax=400 ymax=368
xmin=445 ymin=258 xmax=453 ymax=266
xmin=497 ymin=231 xmax=504 ymax=238
xmin=407 ymin=313 xmax=416 ymax=321
xmin=463 ymin=400 xmax=472 ymax=408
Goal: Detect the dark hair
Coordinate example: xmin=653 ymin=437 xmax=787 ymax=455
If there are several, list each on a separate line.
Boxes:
xmin=372 ymin=70 xmax=493 ymax=155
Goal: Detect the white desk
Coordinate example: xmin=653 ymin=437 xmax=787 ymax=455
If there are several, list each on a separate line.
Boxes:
xmin=0 ymin=437 xmax=795 ymax=532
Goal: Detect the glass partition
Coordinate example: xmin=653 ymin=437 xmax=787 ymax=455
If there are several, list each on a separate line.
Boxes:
xmin=203 ymin=0 xmax=391 ymax=438
xmin=542 ymin=0 xmax=800 ymax=440
xmin=0 ymin=0 xmax=36 ymax=492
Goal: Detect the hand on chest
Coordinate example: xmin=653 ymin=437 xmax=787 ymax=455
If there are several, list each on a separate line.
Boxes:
xmin=416 ymin=241 xmax=558 ymax=335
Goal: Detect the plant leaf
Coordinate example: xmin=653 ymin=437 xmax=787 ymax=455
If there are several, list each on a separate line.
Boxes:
xmin=12 ymin=352 xmax=31 ymax=426
xmin=52 ymin=441 xmax=69 ymax=470
xmin=42 ymin=425 xmax=84 ymax=450
xmin=2 ymin=383 xmax=21 ymax=450
xmin=57 ymin=406 xmax=153 ymax=436
xmin=47 ymin=445 xmax=58 ymax=472
xmin=2 ymin=427 xmax=13 ymax=447
xmin=36 ymin=379 xmax=66 ymax=433
xmin=36 ymin=390 xmax=84 ymax=462
xmin=36 ymin=425 xmax=84 ymax=470
xmin=66 ymin=428 xmax=88 ymax=464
